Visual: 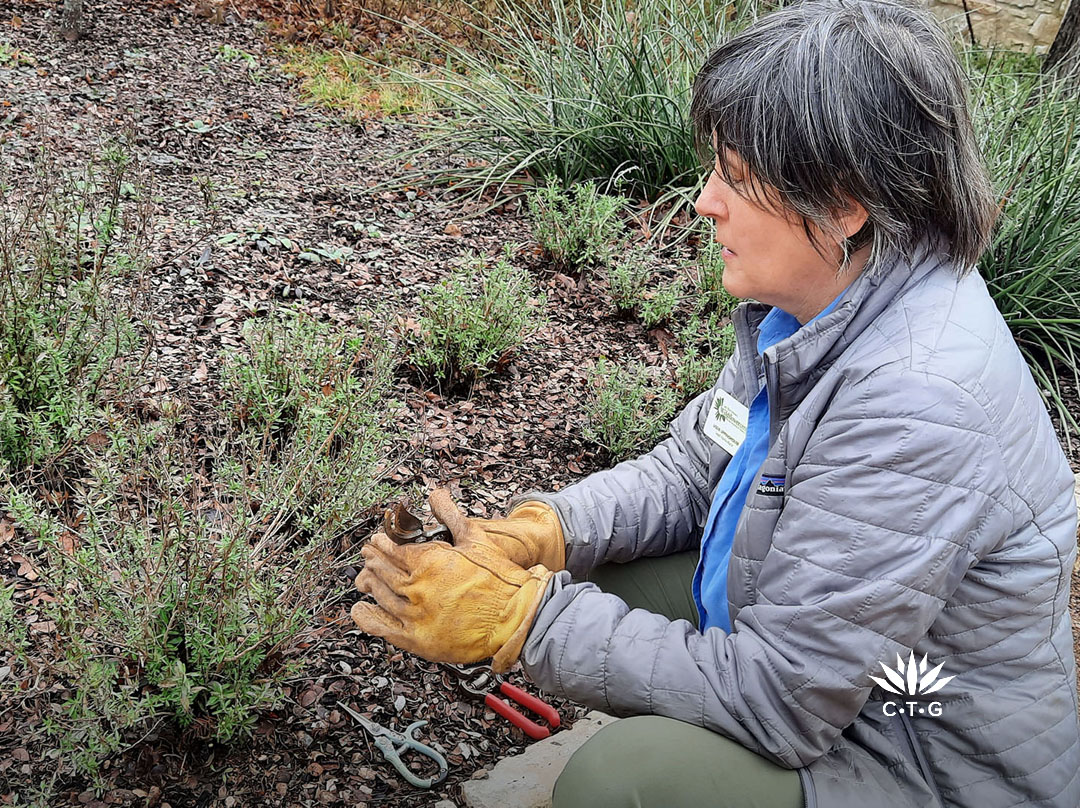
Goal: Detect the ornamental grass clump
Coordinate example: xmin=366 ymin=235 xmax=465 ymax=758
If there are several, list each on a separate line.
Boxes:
xmin=0 ymin=145 xmax=147 ymax=469
xmin=967 ymin=51 xmax=1080 ymax=443
xmin=412 ymin=250 xmax=546 ymax=391
xmin=391 ymin=0 xmax=761 ymax=231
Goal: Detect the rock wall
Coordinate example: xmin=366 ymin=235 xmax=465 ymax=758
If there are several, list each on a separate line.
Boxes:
xmin=925 ymin=0 xmax=1067 ymax=51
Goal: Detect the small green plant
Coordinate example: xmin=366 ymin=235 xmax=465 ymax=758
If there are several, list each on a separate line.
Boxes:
xmin=218 ymin=44 xmax=257 ymax=67
xmin=605 ymin=245 xmax=654 ymax=314
xmin=640 ymin=279 xmax=684 ymax=328
xmin=412 ymin=250 xmax=546 ymax=390
xmin=527 ymin=182 xmax=628 ymax=274
xmin=675 ymin=309 xmax=736 ymax=400
xmin=583 ymin=357 xmax=679 ymax=460
xmin=0 ymin=144 xmax=147 ymax=469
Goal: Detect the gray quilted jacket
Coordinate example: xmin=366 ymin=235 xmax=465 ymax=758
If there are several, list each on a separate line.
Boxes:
xmin=514 ymin=242 xmax=1080 ymax=807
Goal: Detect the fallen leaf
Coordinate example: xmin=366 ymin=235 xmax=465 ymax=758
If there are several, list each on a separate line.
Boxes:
xmin=60 ymin=532 xmax=78 ymax=556
xmin=13 ymin=555 xmax=38 ymax=581
xmin=191 ymin=361 xmax=209 ymax=383
xmin=443 ymin=223 xmax=463 ymax=237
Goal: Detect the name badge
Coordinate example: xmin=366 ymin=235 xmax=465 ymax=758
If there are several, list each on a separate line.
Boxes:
xmin=704 ymin=389 xmax=749 ymax=455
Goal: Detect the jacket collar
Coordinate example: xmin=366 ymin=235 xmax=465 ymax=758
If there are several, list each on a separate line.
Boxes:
xmin=730 ymin=239 xmax=954 ymax=421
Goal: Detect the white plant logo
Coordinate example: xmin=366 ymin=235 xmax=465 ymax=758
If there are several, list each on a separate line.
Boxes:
xmin=871 ymin=652 xmax=956 ymax=719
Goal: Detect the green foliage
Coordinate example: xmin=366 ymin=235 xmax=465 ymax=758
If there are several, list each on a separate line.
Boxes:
xmin=675 ymin=308 xmax=736 ymax=400
xmin=0 ymin=145 xmax=145 ymax=469
xmin=394 ymin=0 xmax=763 ymax=227
xmin=527 ymin=182 xmax=628 ymax=273
xmin=280 ymin=45 xmax=431 ymax=119
xmin=1 ymin=306 xmax=401 ymax=782
xmin=640 ymin=279 xmax=684 ymax=328
xmin=412 ymin=250 xmax=546 ymax=389
xmin=583 ymin=356 xmax=679 ymax=460
xmin=220 ymin=307 xmax=400 ymax=542
xmin=965 ymin=50 xmax=1080 ymax=444
xmin=605 ymin=245 xmax=654 ymax=313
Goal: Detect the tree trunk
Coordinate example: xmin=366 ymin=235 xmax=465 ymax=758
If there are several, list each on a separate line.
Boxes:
xmin=1045 ymin=0 xmax=1080 ymax=78
xmin=59 ymin=0 xmax=84 ymax=42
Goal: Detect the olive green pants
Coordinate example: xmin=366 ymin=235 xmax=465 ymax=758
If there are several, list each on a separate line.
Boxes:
xmin=550 ymin=552 xmax=804 ymax=808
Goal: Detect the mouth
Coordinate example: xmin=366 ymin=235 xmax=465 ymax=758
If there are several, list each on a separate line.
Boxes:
xmin=720 ymin=244 xmax=737 ymax=258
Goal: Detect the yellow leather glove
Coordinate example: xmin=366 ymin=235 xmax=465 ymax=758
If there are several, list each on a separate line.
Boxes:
xmin=350 ymin=533 xmax=553 ymax=673
xmin=428 ymin=488 xmax=566 ymax=572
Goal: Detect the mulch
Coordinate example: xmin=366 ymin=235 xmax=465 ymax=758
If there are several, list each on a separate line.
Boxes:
xmin=1 ymin=1 xmax=1078 ymax=806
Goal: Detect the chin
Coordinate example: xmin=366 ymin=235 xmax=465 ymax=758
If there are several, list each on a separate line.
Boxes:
xmin=721 ymin=267 xmax=750 ymax=301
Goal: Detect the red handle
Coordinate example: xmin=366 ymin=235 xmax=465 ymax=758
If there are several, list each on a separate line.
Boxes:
xmin=484 ymin=683 xmax=560 ymax=740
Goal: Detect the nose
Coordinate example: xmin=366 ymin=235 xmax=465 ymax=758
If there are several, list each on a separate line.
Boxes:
xmin=694 ymin=170 xmax=729 ymax=228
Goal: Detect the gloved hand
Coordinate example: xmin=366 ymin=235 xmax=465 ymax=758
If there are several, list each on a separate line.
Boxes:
xmin=428 ymin=488 xmax=566 ymax=572
xmin=351 ymin=533 xmax=553 ymax=673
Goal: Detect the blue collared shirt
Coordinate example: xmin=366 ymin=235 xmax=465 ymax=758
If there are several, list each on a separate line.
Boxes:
xmin=692 ymin=291 xmax=847 ymax=632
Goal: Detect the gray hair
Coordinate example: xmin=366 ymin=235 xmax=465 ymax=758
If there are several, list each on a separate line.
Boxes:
xmin=690 ymin=0 xmax=998 ymax=276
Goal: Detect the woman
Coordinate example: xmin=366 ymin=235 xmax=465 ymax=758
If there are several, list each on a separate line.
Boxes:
xmin=352 ymin=1 xmax=1080 ymax=805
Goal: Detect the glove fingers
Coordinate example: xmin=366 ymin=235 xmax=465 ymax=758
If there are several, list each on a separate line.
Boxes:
xmin=428 ymin=488 xmax=471 ymax=541
xmin=351 ymin=601 xmax=406 ymax=643
xmin=363 ymin=532 xmax=421 ymax=573
xmin=354 ymin=566 xmax=412 ymax=613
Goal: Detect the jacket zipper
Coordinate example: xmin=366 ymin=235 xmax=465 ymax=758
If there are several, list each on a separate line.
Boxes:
xmin=894 ymin=705 xmax=947 ymax=808
xmin=763 ymin=352 xmax=782 ymax=447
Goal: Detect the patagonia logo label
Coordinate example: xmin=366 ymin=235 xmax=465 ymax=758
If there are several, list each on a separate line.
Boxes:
xmin=757 ymin=475 xmax=785 ymax=496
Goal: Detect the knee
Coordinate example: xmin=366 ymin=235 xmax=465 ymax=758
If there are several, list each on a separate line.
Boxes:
xmin=551 ymin=716 xmax=672 ymax=808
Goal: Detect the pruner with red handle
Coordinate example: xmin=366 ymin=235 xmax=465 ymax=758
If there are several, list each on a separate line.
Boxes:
xmin=447 ymin=663 xmax=561 ymax=740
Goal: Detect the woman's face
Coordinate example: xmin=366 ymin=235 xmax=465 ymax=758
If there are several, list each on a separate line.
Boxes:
xmin=694 ymin=150 xmax=868 ymax=323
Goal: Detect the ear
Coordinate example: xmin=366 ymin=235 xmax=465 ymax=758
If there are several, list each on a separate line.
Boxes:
xmin=835 ymin=197 xmax=869 ymax=241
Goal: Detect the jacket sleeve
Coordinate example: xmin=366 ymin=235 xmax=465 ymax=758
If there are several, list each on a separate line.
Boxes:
xmin=508 ymin=345 xmax=744 ymax=580
xmin=520 ymin=369 xmax=1012 ymax=769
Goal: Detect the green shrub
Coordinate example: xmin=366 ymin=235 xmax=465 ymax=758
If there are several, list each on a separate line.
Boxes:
xmin=640 ymin=279 xmax=684 ymax=328
xmin=675 ymin=308 xmax=736 ymax=400
xmin=0 ymin=146 xmax=145 ymax=469
xmin=583 ymin=356 xmax=679 ymax=459
xmin=966 ymin=51 xmax=1080 ymax=443
xmin=527 ymin=182 xmax=628 ymax=273
xmin=1 ymin=308 xmax=402 ymax=786
xmin=412 ymin=250 xmax=546 ymax=389
xmin=605 ymin=245 xmax=654 ymax=313
xmin=393 ymin=0 xmax=762 ymax=227
xmin=220 ymin=306 xmax=401 ymax=542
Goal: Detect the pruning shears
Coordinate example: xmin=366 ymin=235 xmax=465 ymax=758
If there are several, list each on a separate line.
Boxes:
xmin=383 ymin=501 xmax=452 ymax=545
xmin=337 ymin=701 xmax=449 ymax=789
xmin=446 ymin=663 xmax=561 ymax=740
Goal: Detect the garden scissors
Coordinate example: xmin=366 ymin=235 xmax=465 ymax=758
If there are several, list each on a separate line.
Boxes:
xmin=447 ymin=663 xmax=561 ymax=740
xmin=383 ymin=501 xmax=452 ymax=545
xmin=337 ymin=701 xmax=449 ymax=788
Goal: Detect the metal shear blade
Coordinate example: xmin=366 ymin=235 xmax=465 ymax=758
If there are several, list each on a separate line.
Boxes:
xmin=338 ymin=701 xmax=449 ymax=789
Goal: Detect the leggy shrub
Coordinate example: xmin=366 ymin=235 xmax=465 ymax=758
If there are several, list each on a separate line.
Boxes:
xmin=0 ymin=145 xmax=146 ymax=469
xmin=412 ymin=250 xmax=546 ymax=390
xmin=605 ymin=245 xmax=654 ymax=314
xmin=583 ymin=356 xmax=679 ymax=460
xmin=526 ymin=182 xmax=628 ymax=274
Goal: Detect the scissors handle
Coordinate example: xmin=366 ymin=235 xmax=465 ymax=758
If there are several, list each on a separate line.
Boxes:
xmin=375 ymin=720 xmax=449 ymax=789
xmin=485 ymin=683 xmax=561 ymax=740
